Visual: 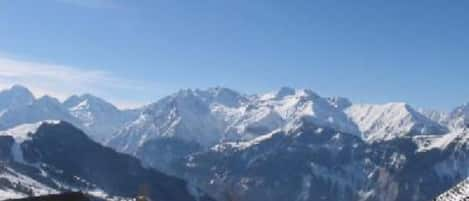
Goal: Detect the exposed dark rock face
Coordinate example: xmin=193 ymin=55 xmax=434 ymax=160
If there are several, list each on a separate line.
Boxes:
xmin=0 ymin=136 xmax=14 ymax=160
xmin=172 ymin=121 xmax=469 ymax=201
xmin=0 ymin=122 xmax=214 ymax=201
xmin=136 ymin=138 xmax=203 ymax=174
xmin=4 ymin=192 xmax=90 ymax=201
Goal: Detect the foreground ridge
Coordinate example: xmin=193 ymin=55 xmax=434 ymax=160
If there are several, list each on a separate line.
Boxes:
xmin=4 ymin=192 xmax=89 ymax=201
xmin=434 ymin=178 xmax=469 ymax=201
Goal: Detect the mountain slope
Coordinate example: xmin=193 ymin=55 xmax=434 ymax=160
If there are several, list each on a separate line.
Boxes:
xmin=0 ymin=96 xmax=80 ymax=131
xmin=173 ymin=120 xmax=468 ymax=201
xmin=433 ymin=178 xmax=469 ymax=201
xmin=0 ymin=85 xmax=35 ymax=113
xmin=0 ymin=121 xmax=214 ymax=201
xmin=110 ymin=87 xmax=247 ymax=152
xmin=0 ymin=86 xmax=137 ymax=143
xmin=63 ymin=94 xmax=139 ymax=142
xmin=109 ymin=87 xmax=455 ymax=176
xmin=1 ymin=85 xmax=467 ymax=201
xmin=449 ymin=103 xmax=469 ymax=130
xmin=108 ymin=87 xmax=362 ymax=172
xmin=345 ymin=103 xmax=448 ymax=142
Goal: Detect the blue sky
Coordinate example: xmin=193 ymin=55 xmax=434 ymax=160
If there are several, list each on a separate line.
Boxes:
xmin=0 ymin=0 xmax=468 ymax=110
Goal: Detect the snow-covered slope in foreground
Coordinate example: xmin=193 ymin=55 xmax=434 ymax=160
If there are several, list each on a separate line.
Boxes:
xmin=0 ymin=166 xmax=58 ymax=200
xmin=434 ymin=178 xmax=469 ymax=201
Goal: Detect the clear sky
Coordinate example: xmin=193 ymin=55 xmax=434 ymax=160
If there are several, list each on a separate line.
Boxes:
xmin=0 ymin=0 xmax=468 ymax=110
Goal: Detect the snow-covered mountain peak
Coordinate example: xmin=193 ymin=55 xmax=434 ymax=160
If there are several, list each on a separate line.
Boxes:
xmin=8 ymin=85 xmax=34 ymax=96
xmin=221 ymin=87 xmax=360 ymax=139
xmin=449 ymin=103 xmax=469 ymax=129
xmin=36 ymin=95 xmax=61 ymax=106
xmin=64 ymin=94 xmax=119 ymax=113
xmin=419 ymin=108 xmax=450 ymax=126
xmin=62 ymin=94 xmax=138 ymax=143
xmin=110 ymin=87 xmax=363 ymax=155
xmin=206 ymin=87 xmax=248 ymax=107
xmin=0 ymin=85 xmax=35 ymax=111
xmin=0 ymin=92 xmax=78 ymax=131
xmin=170 ymin=87 xmax=248 ymax=108
xmin=346 ymin=102 xmax=448 ymax=142
xmin=109 ymin=88 xmax=245 ymax=152
xmin=63 ymin=95 xmax=85 ymax=107
xmin=327 ymin=96 xmax=352 ymax=110
xmin=274 ymin=86 xmax=297 ymax=98
xmin=260 ymin=87 xmax=319 ymax=101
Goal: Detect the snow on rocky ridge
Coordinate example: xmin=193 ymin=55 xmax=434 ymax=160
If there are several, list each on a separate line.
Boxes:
xmin=63 ymin=94 xmax=139 ymax=142
xmin=0 ymin=120 xmax=61 ymax=143
xmin=0 ymin=85 xmax=137 ymax=143
xmin=433 ymin=178 xmax=469 ymax=201
xmin=0 ymin=166 xmax=58 ymax=200
xmin=0 ymin=85 xmax=469 ymax=201
xmin=449 ymin=103 xmax=469 ymax=130
xmin=346 ymin=103 xmax=449 ymax=142
xmin=108 ymin=87 xmax=364 ymax=155
xmin=0 ymin=85 xmax=467 ymax=152
xmin=110 ymin=86 xmax=459 ymax=156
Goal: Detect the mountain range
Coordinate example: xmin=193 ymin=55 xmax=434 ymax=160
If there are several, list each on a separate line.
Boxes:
xmin=0 ymin=85 xmax=138 ymax=143
xmin=0 ymin=85 xmax=468 ymax=201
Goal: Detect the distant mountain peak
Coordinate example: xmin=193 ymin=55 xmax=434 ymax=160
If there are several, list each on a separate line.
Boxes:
xmin=450 ymin=103 xmax=469 ymax=118
xmin=206 ymin=86 xmax=239 ymax=94
xmin=110 ymin=86 xmax=362 ymax=158
xmin=9 ymin=84 xmax=32 ymax=92
xmin=62 ymin=93 xmax=137 ymax=143
xmin=449 ymin=103 xmax=469 ymax=129
xmin=163 ymin=87 xmax=248 ymax=109
xmin=259 ymin=87 xmax=319 ymax=101
xmin=0 ymin=85 xmax=35 ymax=111
xmin=36 ymin=95 xmax=61 ymax=104
xmin=346 ymin=102 xmax=448 ymax=142
xmin=327 ymin=96 xmax=352 ymax=110
xmin=64 ymin=93 xmax=118 ymax=111
xmin=276 ymin=86 xmax=296 ymax=97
